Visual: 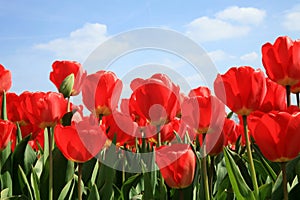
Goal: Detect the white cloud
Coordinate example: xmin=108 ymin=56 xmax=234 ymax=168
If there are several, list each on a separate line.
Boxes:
xmin=185 ymin=6 xmax=266 ymax=42
xmin=34 ymin=23 xmax=108 ymax=61
xmin=283 ymin=11 xmax=300 ymax=31
xmin=240 ymin=52 xmax=259 ymax=62
xmin=186 ymin=17 xmax=250 ymax=42
xmin=216 ymin=6 xmax=266 ymax=25
xmin=208 ymin=50 xmax=235 ymax=62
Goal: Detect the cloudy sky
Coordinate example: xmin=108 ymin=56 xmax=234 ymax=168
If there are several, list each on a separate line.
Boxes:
xmin=1 ymin=1 xmax=300 ymax=96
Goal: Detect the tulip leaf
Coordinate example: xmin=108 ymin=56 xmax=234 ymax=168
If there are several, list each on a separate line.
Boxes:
xmin=258 ymin=183 xmax=272 ymax=200
xmin=52 ymin=148 xmax=74 ymax=199
xmin=121 ymin=173 xmax=142 ymax=200
xmin=82 ymin=158 xmax=97 ymax=186
xmin=87 ymin=184 xmax=100 ymax=200
xmin=1 ymin=188 xmax=9 ymax=198
xmin=288 ymin=182 xmax=300 ymax=199
xmin=223 ymin=148 xmax=255 ymax=200
xmin=17 ymin=165 xmax=33 ymax=199
xmin=30 ymin=167 xmax=41 ymax=200
xmin=59 ymin=73 xmax=74 ymax=98
xmin=57 ymin=178 xmax=75 ymax=200
xmin=11 ymin=135 xmax=35 ymax=194
xmin=0 ymin=144 xmax=13 ymax=196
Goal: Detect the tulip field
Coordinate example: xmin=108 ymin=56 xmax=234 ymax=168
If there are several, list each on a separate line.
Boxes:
xmin=1 ymin=35 xmax=300 ymax=200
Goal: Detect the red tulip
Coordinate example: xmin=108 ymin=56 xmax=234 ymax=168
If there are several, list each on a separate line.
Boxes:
xmin=182 ymin=87 xmax=225 ymax=136
xmin=214 ymin=66 xmax=266 ymax=116
xmin=104 ymin=110 xmax=137 ymax=146
xmin=223 ymin=118 xmax=243 ymax=148
xmin=20 ymin=92 xmax=68 ymax=129
xmin=0 ymin=64 xmax=12 ymax=93
xmin=55 ymin=116 xmax=106 ymax=163
xmin=0 ymin=119 xmax=15 ymax=150
xmin=129 ymin=74 xmax=180 ymax=126
xmin=262 ymin=36 xmax=300 ymax=86
xmin=82 ymin=70 xmax=122 ymax=117
xmin=259 ymin=78 xmax=286 ymax=112
xmin=155 ymin=144 xmax=196 ymax=189
xmin=251 ymin=110 xmax=300 ymax=162
xmin=50 ymin=60 xmax=87 ymax=96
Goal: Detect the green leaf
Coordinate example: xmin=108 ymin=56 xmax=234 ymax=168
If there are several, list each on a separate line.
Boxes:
xmin=12 ymin=135 xmax=36 ymax=194
xmin=88 ymin=184 xmax=100 ymax=200
xmin=121 ymin=173 xmax=142 ymax=200
xmin=31 ymin=167 xmax=41 ymax=200
xmin=223 ymin=148 xmax=255 ymax=200
xmin=82 ymin=158 xmax=97 ymax=186
xmin=1 ymin=195 xmax=29 ymax=200
xmin=61 ymin=111 xmax=75 ymax=126
xmin=289 ymin=182 xmax=300 ymax=199
xmin=57 ymin=178 xmax=75 ymax=200
xmin=1 ymin=188 xmax=10 ymax=198
xmin=17 ymin=165 xmax=33 ymax=199
xmin=59 ymin=73 xmax=74 ymax=98
xmin=53 ymin=148 xmax=74 ymax=199
xmin=259 ymin=183 xmax=272 ymax=200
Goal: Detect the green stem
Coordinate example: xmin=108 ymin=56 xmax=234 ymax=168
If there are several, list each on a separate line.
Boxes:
xmin=281 ymin=162 xmax=288 ymax=200
xmin=47 ymin=127 xmax=53 ymax=200
xmin=286 ymin=85 xmax=291 ymax=107
xmin=67 ymin=97 xmax=71 ymax=112
xmin=78 ymin=163 xmax=83 ymax=200
xmin=202 ymin=133 xmax=210 ymax=200
xmin=209 ymin=156 xmax=215 ymax=196
xmin=179 ymin=189 xmax=184 ymax=200
xmin=157 ymin=125 xmax=161 ymax=147
xmin=242 ymin=115 xmax=259 ymax=198
xmin=2 ymin=91 xmax=7 ymax=120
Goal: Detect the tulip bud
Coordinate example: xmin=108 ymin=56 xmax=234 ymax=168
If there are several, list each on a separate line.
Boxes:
xmin=59 ymin=73 xmax=75 ymax=98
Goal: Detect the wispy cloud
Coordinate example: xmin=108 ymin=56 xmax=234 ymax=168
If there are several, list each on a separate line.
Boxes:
xmin=34 ymin=23 xmax=108 ymax=62
xmin=185 ymin=6 xmax=266 ymax=42
xmin=282 ymin=5 xmax=300 ymax=31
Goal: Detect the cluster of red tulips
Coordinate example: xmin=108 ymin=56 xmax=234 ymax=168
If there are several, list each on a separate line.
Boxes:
xmin=1 ymin=35 xmax=300 ymax=200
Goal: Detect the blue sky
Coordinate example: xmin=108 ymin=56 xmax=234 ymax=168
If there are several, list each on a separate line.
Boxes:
xmin=1 ymin=1 xmax=300 ymax=97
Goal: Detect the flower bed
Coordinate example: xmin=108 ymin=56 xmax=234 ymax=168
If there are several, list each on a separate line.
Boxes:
xmin=0 ymin=36 xmax=300 ymax=200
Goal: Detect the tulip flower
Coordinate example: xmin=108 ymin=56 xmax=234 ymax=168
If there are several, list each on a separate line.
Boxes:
xmin=155 ymin=144 xmax=196 ymax=189
xmin=182 ymin=87 xmax=225 ymax=136
xmin=0 ymin=64 xmax=12 ymax=93
xmin=262 ymin=36 xmax=300 ymax=86
xmin=104 ymin=110 xmax=137 ymax=146
xmin=20 ymin=92 xmax=68 ymax=129
xmin=82 ymin=70 xmax=122 ymax=118
xmin=54 ymin=116 xmax=106 ymax=163
xmin=50 ymin=60 xmax=87 ymax=97
xmin=0 ymin=119 xmax=15 ymax=150
xmin=251 ymin=110 xmax=300 ymax=162
xmin=214 ymin=66 xmax=266 ymax=116
xmin=259 ymin=78 xmax=286 ymax=112
xmin=129 ymin=73 xmax=180 ymax=126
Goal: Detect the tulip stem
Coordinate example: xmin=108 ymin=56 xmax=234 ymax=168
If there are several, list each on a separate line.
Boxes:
xmin=281 ymin=162 xmax=288 ymax=200
xmin=47 ymin=127 xmax=53 ymax=200
xmin=67 ymin=97 xmax=71 ymax=112
xmin=202 ymin=133 xmax=210 ymax=200
xmin=286 ymin=85 xmax=291 ymax=107
xmin=1 ymin=91 xmax=7 ymax=120
xmin=78 ymin=163 xmax=83 ymax=200
xmin=242 ymin=115 xmax=259 ymax=198
xmin=209 ymin=156 xmax=215 ymax=196
xmin=156 ymin=125 xmax=161 ymax=147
